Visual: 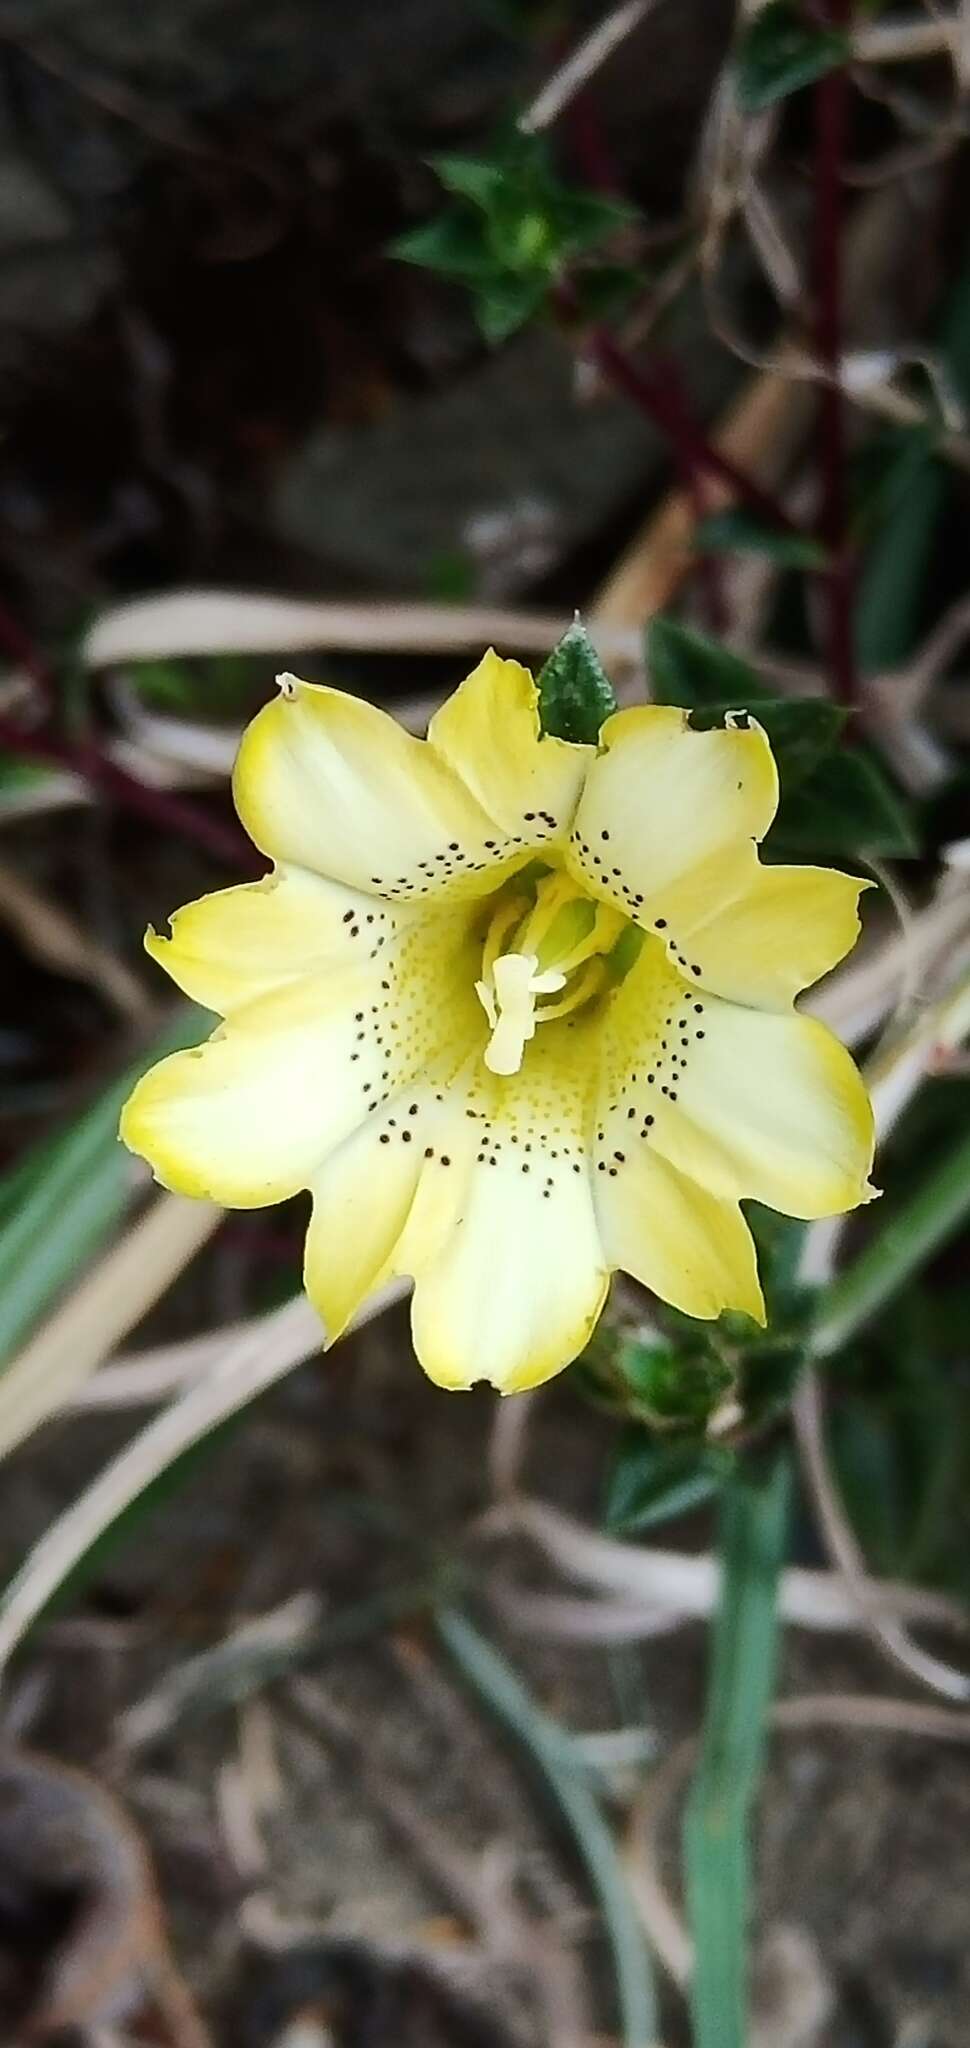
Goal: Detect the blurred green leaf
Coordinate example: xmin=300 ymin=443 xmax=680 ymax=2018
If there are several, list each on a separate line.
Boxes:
xmin=390 ymin=211 xmax=502 ymax=282
xmin=429 ymin=153 xmax=507 ymax=209
xmin=684 ymin=1453 xmax=790 ymax=2048
xmin=829 ymin=1399 xmax=904 ymax=1576
xmin=648 ymin=618 xmax=767 ymax=708
xmin=538 ymin=618 xmax=617 ymax=743
xmin=773 ymin=746 xmax=918 ymax=856
xmin=0 ymin=1009 xmax=202 ymax=1366
xmin=476 ymin=270 xmax=548 ymax=344
xmin=606 ymin=1433 xmax=730 ymax=1534
xmin=394 ymin=135 xmax=636 ymax=344
xmin=735 ymin=0 xmax=850 ymax=111
xmin=694 ymin=507 xmax=828 ymax=569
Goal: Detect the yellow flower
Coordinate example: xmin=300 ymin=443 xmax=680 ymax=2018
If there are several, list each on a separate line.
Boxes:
xmin=121 ymin=653 xmax=875 ymax=1392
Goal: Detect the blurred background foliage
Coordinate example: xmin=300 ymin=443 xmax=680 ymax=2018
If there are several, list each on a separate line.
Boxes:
xmin=1 ymin=2 xmax=970 ymax=2045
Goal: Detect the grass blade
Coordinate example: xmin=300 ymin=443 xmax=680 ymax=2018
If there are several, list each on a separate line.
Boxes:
xmin=437 ymin=1607 xmax=659 ymax=2048
xmin=683 ymin=1453 xmax=790 ymax=2048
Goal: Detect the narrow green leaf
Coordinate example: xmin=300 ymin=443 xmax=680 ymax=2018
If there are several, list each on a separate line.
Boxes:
xmin=736 ymin=0 xmax=850 ymax=112
xmin=813 ymin=1120 xmax=970 ymax=1359
xmin=438 ymin=1609 xmax=658 ymax=2048
xmin=694 ymin=508 xmax=828 ymax=570
xmin=537 ymin=619 xmax=617 ymax=743
xmin=684 ymin=1454 xmax=790 ymax=2048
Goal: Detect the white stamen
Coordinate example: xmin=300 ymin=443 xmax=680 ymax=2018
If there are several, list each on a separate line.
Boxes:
xmin=476 ymin=952 xmax=566 ymax=1076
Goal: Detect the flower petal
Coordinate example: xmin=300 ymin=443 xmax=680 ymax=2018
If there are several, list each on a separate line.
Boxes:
xmin=304 ymin=1115 xmax=423 ymax=1340
xmin=235 ymin=673 xmax=551 ymax=905
xmin=656 ymin=854 xmax=870 ymax=1010
xmin=302 ymin=1048 xmax=479 ymax=1339
xmin=566 ymin=707 xmax=779 ymax=948
xmin=409 ymin=1025 xmax=609 ymax=1391
xmin=144 ymin=866 xmax=410 ymax=1015
xmin=598 ymin=942 xmax=874 ymax=1220
xmin=428 ymin=649 xmax=592 ymax=844
xmin=122 ymin=913 xmax=482 ymax=1206
xmin=595 ymin=1145 xmax=765 ymax=1324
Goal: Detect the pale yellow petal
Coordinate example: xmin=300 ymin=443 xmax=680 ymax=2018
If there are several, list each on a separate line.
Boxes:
xmin=657 ymin=1005 xmax=875 ymax=1218
xmin=145 ymin=865 xmax=409 ymax=1015
xmin=566 ymin=707 xmax=779 ymax=945
xmin=122 ymin=912 xmax=483 ymax=1207
xmin=596 ymin=937 xmax=874 ymax=1220
xmin=408 ymin=1024 xmax=608 ymax=1392
xmin=658 ymin=853 xmax=870 ymax=1010
xmin=234 ymin=674 xmax=538 ymax=904
xmin=304 ymin=1117 xmax=423 ymax=1340
xmin=428 ymin=649 xmax=592 ymax=845
xmin=595 ymin=1144 xmax=765 ymax=1324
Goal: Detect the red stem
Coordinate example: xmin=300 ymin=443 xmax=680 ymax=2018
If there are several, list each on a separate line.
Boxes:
xmin=812 ymin=1 xmax=857 ymax=705
xmin=0 ymin=714 xmax=252 ymax=869
xmin=590 ymin=328 xmax=802 ymax=538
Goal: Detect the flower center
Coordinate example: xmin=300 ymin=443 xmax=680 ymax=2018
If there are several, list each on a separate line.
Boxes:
xmin=475 ymin=872 xmax=626 ymax=1076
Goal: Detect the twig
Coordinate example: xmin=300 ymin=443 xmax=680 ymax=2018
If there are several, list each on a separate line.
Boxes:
xmin=0 ymin=1284 xmax=409 ymax=1678
xmin=794 ymin=1369 xmax=970 ymax=1703
xmin=520 ymin=0 xmax=660 ymax=132
xmin=0 ymin=1194 xmax=223 ymax=1461
xmin=851 ymin=12 xmax=966 ymax=64
xmin=81 ymin=591 xmax=640 ymax=671
xmin=486 ymin=1495 xmax=970 ymax=1638
xmin=813 ymin=0 xmax=857 ymax=705
xmin=796 ymin=969 xmax=970 ymax=1703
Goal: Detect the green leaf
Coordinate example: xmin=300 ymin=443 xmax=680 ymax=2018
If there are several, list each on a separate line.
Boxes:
xmin=606 ymin=1434 xmax=729 ymax=1534
xmin=474 ymin=269 xmax=548 ymax=344
xmin=537 ymin=619 xmax=617 ymax=743
xmin=694 ymin=507 xmax=828 ymax=570
xmin=390 ymin=210 xmax=501 ymax=282
xmin=647 ymin=618 xmax=769 ymax=710
xmin=684 ymin=1453 xmax=790 ymax=2048
xmin=736 ymin=0 xmax=850 ymax=111
xmin=428 ymin=153 xmax=506 ymax=210
xmin=773 ymin=746 xmax=918 ymax=857
xmin=393 ymin=137 xmax=637 ymax=339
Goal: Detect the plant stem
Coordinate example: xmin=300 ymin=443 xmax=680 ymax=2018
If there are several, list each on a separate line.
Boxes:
xmin=590 ymin=328 xmax=800 ymax=536
xmin=812 ymin=1122 xmax=970 ymax=1359
xmin=813 ymin=0 xmax=857 ymax=705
